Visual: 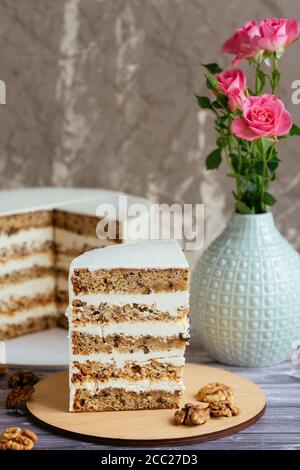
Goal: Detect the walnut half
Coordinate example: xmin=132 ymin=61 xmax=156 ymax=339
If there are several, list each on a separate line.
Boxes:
xmin=0 ymin=427 xmax=38 ymax=451
xmin=174 ymin=403 xmax=210 ymax=426
xmin=197 ymin=382 xmax=233 ymax=404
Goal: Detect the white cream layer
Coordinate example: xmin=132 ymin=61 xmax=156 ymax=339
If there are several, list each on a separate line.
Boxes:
xmin=57 ymin=275 xmax=68 ymax=292
xmin=71 ymin=378 xmax=184 ymax=394
xmin=70 ymin=291 xmax=189 ymax=317
xmin=71 ymin=350 xmax=185 ymax=368
xmin=56 ymin=253 xmax=73 ymax=271
xmin=0 ymin=276 xmax=56 ymax=302
xmin=0 ymin=252 xmax=53 ymax=276
xmin=71 ymin=319 xmax=189 ymax=337
xmin=55 ymin=228 xmax=115 ymax=253
xmin=0 ymin=303 xmax=57 ymax=327
xmin=0 ymin=227 xmax=53 ymax=250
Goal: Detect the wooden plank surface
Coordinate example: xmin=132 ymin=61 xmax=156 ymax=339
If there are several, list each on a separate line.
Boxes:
xmin=1 ymin=338 xmax=300 ymax=450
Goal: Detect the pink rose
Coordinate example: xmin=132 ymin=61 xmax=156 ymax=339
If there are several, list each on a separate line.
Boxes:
xmin=231 ymin=94 xmax=292 ymax=141
xmin=222 ymin=20 xmax=260 ymax=65
xmin=253 ymin=17 xmax=300 ymax=51
xmin=217 ymin=69 xmax=247 ymax=111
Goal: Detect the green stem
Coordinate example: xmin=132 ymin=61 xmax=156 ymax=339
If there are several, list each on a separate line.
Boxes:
xmin=255 ymin=63 xmax=260 ymax=95
xmin=272 ymin=53 xmax=280 ymax=94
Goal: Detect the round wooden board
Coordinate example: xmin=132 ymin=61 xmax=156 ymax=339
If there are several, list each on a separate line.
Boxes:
xmin=27 ymin=363 xmax=266 ymax=446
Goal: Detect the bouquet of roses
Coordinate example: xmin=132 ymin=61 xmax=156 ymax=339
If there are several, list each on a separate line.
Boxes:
xmin=197 ymin=17 xmax=300 ymax=214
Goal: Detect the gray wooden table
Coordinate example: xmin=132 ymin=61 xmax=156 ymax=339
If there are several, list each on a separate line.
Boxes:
xmin=1 ymin=338 xmax=299 ymax=450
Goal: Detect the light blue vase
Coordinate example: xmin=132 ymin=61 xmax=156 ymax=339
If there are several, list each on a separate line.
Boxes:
xmin=191 ymin=212 xmax=300 ymax=366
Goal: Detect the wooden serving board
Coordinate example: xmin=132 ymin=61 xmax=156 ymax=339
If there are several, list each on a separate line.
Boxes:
xmin=26 ymin=363 xmax=266 ymax=446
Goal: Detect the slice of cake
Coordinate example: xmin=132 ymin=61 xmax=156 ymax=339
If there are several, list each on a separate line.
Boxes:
xmin=0 ymin=188 xmax=150 ymax=339
xmin=68 ymin=240 xmax=190 ymax=412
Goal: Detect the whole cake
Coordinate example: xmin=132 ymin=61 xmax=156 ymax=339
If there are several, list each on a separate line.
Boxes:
xmin=0 ymin=188 xmax=149 ymax=339
xmin=68 ymin=240 xmax=190 ymax=412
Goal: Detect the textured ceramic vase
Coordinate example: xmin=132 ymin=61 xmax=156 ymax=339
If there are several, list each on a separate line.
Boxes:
xmin=191 ymin=212 xmax=300 ymax=366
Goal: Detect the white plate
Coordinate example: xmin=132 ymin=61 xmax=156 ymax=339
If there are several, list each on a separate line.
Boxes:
xmin=5 ymin=328 xmax=68 ymax=367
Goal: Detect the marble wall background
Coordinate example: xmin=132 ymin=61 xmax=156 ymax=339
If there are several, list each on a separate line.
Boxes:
xmin=1 ymin=0 xmax=300 ymax=265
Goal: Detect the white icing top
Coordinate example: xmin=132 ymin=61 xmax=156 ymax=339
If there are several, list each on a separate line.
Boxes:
xmin=0 ymin=187 xmax=149 ymax=218
xmin=70 ymin=240 xmax=189 ymax=270
xmin=59 ymin=193 xmax=151 ymax=218
xmin=0 ymin=187 xmax=112 ymax=216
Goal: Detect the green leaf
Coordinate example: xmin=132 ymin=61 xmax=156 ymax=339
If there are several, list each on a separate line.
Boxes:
xmin=255 ymin=160 xmax=264 ymax=176
xmin=290 ymin=123 xmax=300 ymax=136
xmin=275 ymin=47 xmax=285 ymax=59
xmin=230 ymin=154 xmax=239 ymax=173
xmin=206 ymin=74 xmax=219 ymax=91
xmin=202 ymin=63 xmax=223 ymax=74
xmin=235 ymin=201 xmax=254 ymax=215
xmin=216 ymin=93 xmax=228 ymax=109
xmin=256 ymin=70 xmax=266 ymax=94
xmin=263 ymin=192 xmax=277 ymax=206
xmin=267 ymin=158 xmax=279 ymax=172
xmin=266 ymin=144 xmax=275 ymax=159
xmin=216 ymin=137 xmax=228 ymax=148
xmin=216 ymin=115 xmax=228 ymax=129
xmin=195 ymin=95 xmax=211 ymax=109
xmin=211 ymin=100 xmax=223 ymax=109
xmin=272 ymin=69 xmax=281 ymax=89
xmin=205 ymin=148 xmax=222 ymax=170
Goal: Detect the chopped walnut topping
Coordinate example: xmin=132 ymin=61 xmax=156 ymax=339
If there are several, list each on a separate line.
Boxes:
xmin=0 ymin=427 xmax=38 ymax=450
xmin=8 ymin=369 xmax=39 ymax=388
xmin=197 ymin=382 xmax=233 ymax=404
xmin=174 ymin=403 xmax=210 ymax=426
xmin=6 ymin=385 xmax=35 ymax=409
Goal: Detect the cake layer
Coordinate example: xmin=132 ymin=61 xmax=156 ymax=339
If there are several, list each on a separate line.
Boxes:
xmin=71 ymin=359 xmax=183 ymax=383
xmin=70 ymin=291 xmax=189 ymax=315
xmin=0 ymin=241 xmax=53 ymax=262
xmin=0 ymin=292 xmax=56 ymax=315
xmin=71 ymin=332 xmax=188 ymax=355
xmin=71 ymin=378 xmax=183 ymax=394
xmin=70 ymin=303 xmax=188 ymax=326
xmin=55 ymin=228 xmax=115 ymax=255
xmin=70 ymin=319 xmax=189 ymax=337
xmin=0 ymin=252 xmax=54 ymax=276
xmin=0 ymin=211 xmax=53 ymax=234
xmin=71 ymin=268 xmax=189 ymax=295
xmin=0 ymin=267 xmax=54 ymax=287
xmin=71 ymin=349 xmax=185 ymax=367
xmin=71 ymin=388 xmax=180 ymax=412
xmin=0 ymin=309 xmax=58 ymax=340
xmin=0 ymin=226 xmax=53 ymax=254
xmin=56 ymin=253 xmax=73 ymax=272
xmin=54 ymin=209 xmax=121 ymax=239
xmin=0 ymin=302 xmax=57 ymax=326
xmin=0 ymin=276 xmax=56 ymax=302
xmin=57 ymin=313 xmax=68 ymax=328
xmin=56 ymin=274 xmax=68 ymax=294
